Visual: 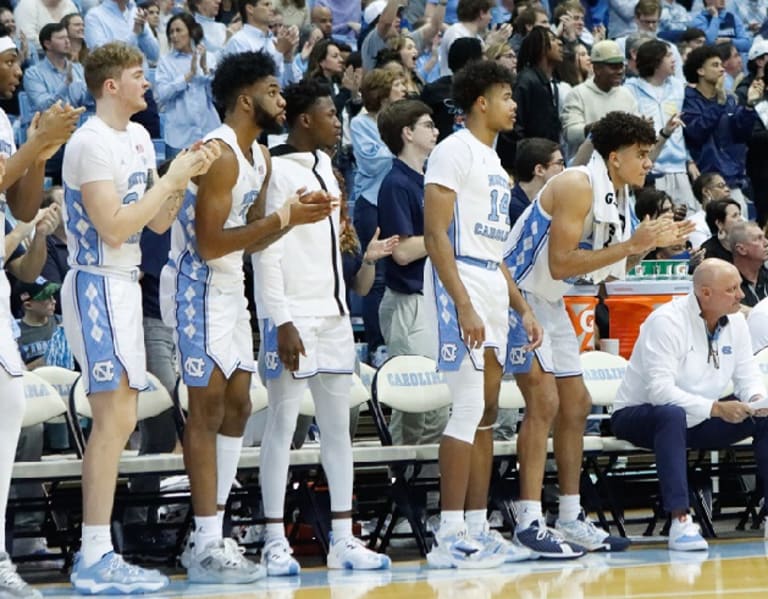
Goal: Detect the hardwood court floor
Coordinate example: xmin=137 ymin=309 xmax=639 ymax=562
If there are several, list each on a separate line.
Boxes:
xmin=36 ymin=540 xmax=768 ymax=599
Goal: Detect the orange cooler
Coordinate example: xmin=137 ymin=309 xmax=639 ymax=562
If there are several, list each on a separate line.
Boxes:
xmin=564 ymin=285 xmax=599 ymax=352
xmin=604 ymin=280 xmax=692 ymax=359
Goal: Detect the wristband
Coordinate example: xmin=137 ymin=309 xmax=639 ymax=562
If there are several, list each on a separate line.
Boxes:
xmin=659 ymin=128 xmax=670 ymax=139
xmin=276 ymin=204 xmax=291 ymax=229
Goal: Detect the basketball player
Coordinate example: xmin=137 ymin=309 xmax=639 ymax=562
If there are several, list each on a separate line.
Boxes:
xmin=423 ymin=59 xmax=542 ymax=568
xmin=162 ymin=52 xmax=334 ymax=583
xmin=61 ymin=42 xmax=220 ymax=594
xmin=0 ymin=25 xmax=83 ymax=599
xmin=253 ymin=79 xmax=391 ymax=576
xmin=505 ymin=111 xmax=695 ymax=556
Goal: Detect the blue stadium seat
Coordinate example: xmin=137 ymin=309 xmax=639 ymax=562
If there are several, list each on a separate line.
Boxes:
xmin=153 ymin=139 xmax=166 ymax=165
xmin=17 ymin=91 xmax=33 ymax=128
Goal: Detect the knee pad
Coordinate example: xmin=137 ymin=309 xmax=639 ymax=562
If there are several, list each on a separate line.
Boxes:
xmin=443 ymin=364 xmax=484 ymax=443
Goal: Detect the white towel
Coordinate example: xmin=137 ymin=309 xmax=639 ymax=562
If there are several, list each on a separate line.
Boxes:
xmin=585 ymin=151 xmax=631 ymax=284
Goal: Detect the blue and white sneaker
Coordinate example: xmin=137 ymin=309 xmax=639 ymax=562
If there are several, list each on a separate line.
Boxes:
xmin=668 ymin=515 xmax=708 ymax=551
xmin=70 ymin=552 xmax=169 ymax=595
xmin=262 ymin=537 xmax=300 ymax=576
xmin=327 ymin=534 xmax=391 ymax=570
xmin=473 ymin=523 xmax=536 ymax=563
xmin=427 ymin=525 xmax=506 ymax=569
xmin=555 ymin=511 xmax=631 ymax=552
xmin=514 ymin=519 xmax=586 ymax=559
xmin=0 ymin=552 xmax=41 ymax=598
xmin=187 ymin=538 xmax=265 ymax=583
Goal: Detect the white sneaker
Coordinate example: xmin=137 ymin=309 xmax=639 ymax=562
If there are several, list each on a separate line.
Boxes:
xmin=262 ymin=537 xmax=300 ymax=576
xmin=327 ymin=534 xmax=391 ymax=570
xmin=187 ymin=539 xmax=265 ymax=583
xmin=473 ymin=523 xmax=535 ymax=563
xmin=427 ymin=525 xmax=506 ymax=569
xmin=668 ymin=515 xmax=708 ymax=552
xmin=0 ymin=552 xmax=41 ymax=598
xmin=555 ymin=511 xmax=630 ymax=552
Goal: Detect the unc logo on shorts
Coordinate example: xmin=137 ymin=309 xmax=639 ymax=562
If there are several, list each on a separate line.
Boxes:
xmin=92 ymin=360 xmax=115 ymax=383
xmin=184 ymin=357 xmax=206 ymax=378
xmin=508 ymin=347 xmax=526 ymax=366
xmin=722 ymin=346 xmax=732 ymax=355
xmin=440 ymin=343 xmax=458 ymax=363
xmin=265 ymin=351 xmax=280 ymax=371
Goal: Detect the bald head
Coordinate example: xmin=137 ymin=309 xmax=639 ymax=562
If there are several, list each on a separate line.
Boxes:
xmin=693 ymin=258 xmax=738 ymax=292
xmin=311 ymin=6 xmax=333 ymax=37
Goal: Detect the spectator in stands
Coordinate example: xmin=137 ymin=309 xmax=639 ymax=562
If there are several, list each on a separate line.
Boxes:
xmin=155 ymin=13 xmax=220 ymax=158
xmin=223 ymin=0 xmax=300 ymax=86
xmin=420 ymin=36 xmax=483 ymax=143
xmin=561 ymin=40 xmax=638 ymax=160
xmin=607 ymin=0 xmax=639 ymax=39
xmin=141 ymin=1 xmax=169 ymax=61
xmin=729 ymin=220 xmax=768 ymax=307
xmin=612 ymin=258 xmax=768 ymax=552
xmin=191 ymin=0 xmax=229 ymax=58
xmin=309 ymin=4 xmax=332 ymax=38
xmin=555 ymin=42 xmax=591 ymax=104
xmin=14 ymin=0 xmax=78 ymax=55
xmin=15 ymin=278 xmax=61 ymax=368
xmin=701 ymin=198 xmax=743 ymax=261
xmin=682 ymin=45 xmax=762 ymax=218
xmin=485 ymin=40 xmax=516 ymax=75
xmin=315 ymin=0 xmax=360 ymax=47
xmin=415 ymin=29 xmax=441 ymax=84
xmin=689 ymin=172 xmax=731 ymax=248
xmin=254 ymin=79 xmax=392 ymax=576
xmin=659 ymin=0 xmax=692 ymax=41
xmin=273 ymin=0 xmax=309 ymax=31
xmin=690 ymin=0 xmax=750 ymax=53
xmin=351 ymin=68 xmax=405 ymax=364
xmin=729 ymin=0 xmax=768 ymax=38
xmin=716 ymin=41 xmax=744 ymax=93
xmin=376 ymin=99 xmax=444 ymax=445
xmin=622 ymin=30 xmax=655 ymax=79
xmin=388 ymin=34 xmax=424 ymax=92
xmin=737 ymin=39 xmax=768 ymax=226
xmin=509 ymin=4 xmax=549 ymax=54
xmin=553 ymin=1 xmax=597 ymax=51
xmin=509 ymin=137 xmax=563 ymax=226
xmin=0 ymin=20 xmax=83 ymax=598
xmin=513 ymin=26 xmax=563 ymax=148
xmin=0 ymin=7 xmax=36 ymax=67
xmin=625 ymin=40 xmax=697 ymax=211
xmin=438 ymin=0 xmax=494 ymax=76
xmin=62 ymin=12 xmax=87 ymax=63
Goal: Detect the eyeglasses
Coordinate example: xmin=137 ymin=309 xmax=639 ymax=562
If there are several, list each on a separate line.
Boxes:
xmin=546 ymin=158 xmax=565 ymax=167
xmin=413 ymin=120 xmax=436 ymax=129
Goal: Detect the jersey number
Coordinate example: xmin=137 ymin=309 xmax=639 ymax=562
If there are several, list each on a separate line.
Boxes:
xmin=488 ymin=189 xmax=511 ymax=226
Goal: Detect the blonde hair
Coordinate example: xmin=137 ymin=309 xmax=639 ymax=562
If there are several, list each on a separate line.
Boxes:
xmin=84 ymin=42 xmax=144 ymax=98
xmin=360 ymin=68 xmax=400 ymax=113
xmin=485 ymin=41 xmax=513 ymax=62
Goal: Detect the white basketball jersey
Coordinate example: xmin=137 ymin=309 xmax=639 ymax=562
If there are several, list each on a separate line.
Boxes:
xmin=167 ymin=124 xmax=267 ymax=289
xmin=62 ymin=116 xmax=155 ymax=268
xmin=0 ymin=108 xmax=17 ymax=269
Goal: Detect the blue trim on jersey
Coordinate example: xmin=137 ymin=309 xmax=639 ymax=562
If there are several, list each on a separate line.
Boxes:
xmin=175 ymin=262 xmax=217 ymax=386
xmin=431 ymin=264 xmax=468 ymax=372
xmin=504 ymin=202 xmax=551 ymax=284
xmin=262 ymin=318 xmax=284 ymax=380
xmin=74 ymin=271 xmax=126 ymax=394
xmin=65 ymin=186 xmax=102 ymax=266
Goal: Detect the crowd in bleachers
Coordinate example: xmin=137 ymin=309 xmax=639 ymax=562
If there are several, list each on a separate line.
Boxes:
xmin=7 ymin=0 xmax=768 ymax=593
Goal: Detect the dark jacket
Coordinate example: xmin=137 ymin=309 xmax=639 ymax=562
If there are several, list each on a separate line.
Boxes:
xmin=513 ymin=66 xmax=562 ymax=143
xmin=682 ymin=86 xmax=756 ymax=188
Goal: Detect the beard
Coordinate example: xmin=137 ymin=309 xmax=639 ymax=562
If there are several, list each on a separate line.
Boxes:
xmin=253 ymin=101 xmax=284 ymax=135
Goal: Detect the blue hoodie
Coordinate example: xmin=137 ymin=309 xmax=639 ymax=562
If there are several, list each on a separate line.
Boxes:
xmin=682 ymin=86 xmax=756 ymax=187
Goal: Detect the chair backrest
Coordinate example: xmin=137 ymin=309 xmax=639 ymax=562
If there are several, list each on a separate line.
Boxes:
xmin=21 ymin=370 xmax=67 ymax=428
xmin=498 ymin=378 xmax=526 ymax=410
xmin=175 ymin=374 xmax=268 ymax=415
xmin=358 ymin=362 xmax=375 ymax=394
xmin=33 ymin=366 xmax=80 ymax=410
xmin=753 ymin=347 xmax=768 ymax=389
xmin=372 ymin=355 xmax=451 ymax=413
xmin=18 ymin=91 xmax=32 ymax=126
xmin=72 ymin=372 xmax=173 ymax=419
xmin=297 ymin=372 xmax=369 ymax=416
xmin=579 ymin=350 xmax=629 ymax=407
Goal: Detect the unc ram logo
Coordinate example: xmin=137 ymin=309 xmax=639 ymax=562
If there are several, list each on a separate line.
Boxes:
xmin=184 ymin=357 xmax=206 ymax=378
xmin=508 ymin=347 xmax=526 ymax=366
xmin=265 ymin=351 xmax=280 ymax=371
xmin=92 ymin=360 xmax=115 ymax=382
xmin=440 ymin=343 xmax=458 ymax=363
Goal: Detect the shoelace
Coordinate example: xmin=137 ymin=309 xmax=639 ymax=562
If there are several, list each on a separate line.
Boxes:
xmin=265 ymin=539 xmax=294 ymax=557
xmin=534 ymin=521 xmax=567 ymax=544
xmin=0 ymin=560 xmax=27 ymax=589
xmin=222 ymin=538 xmax=254 ymax=567
xmin=105 ymin=555 xmax=144 ymax=578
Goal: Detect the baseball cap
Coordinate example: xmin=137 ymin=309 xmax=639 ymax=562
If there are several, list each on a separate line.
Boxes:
xmin=590 ymin=40 xmax=624 ymax=64
xmin=749 ymin=38 xmax=768 ymax=62
xmin=17 ymin=278 xmax=61 ymax=302
xmin=364 ymin=0 xmax=386 ymax=24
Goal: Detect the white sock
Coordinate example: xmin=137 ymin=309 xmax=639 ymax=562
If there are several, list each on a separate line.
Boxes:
xmin=465 ymin=509 xmax=487 ymax=536
xmin=439 ymin=510 xmax=464 ymax=533
xmin=265 ymin=522 xmax=285 ymax=542
xmin=216 ymin=510 xmax=224 ymax=534
xmin=194 ymin=515 xmax=221 ymax=556
xmin=0 ymin=373 xmax=24 ymax=551
xmin=216 ymin=434 xmax=243 ymax=507
xmin=81 ymin=525 xmax=113 ymax=567
xmin=559 ymin=495 xmax=581 ymax=523
xmin=516 ymin=500 xmax=542 ymax=529
xmin=331 ymin=518 xmax=353 ymax=542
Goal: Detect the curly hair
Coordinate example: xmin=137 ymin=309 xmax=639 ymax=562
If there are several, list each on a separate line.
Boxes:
xmin=590 ymin=111 xmax=656 ymax=159
xmin=84 ymin=42 xmax=144 ymax=98
xmin=451 ymin=59 xmax=514 ymax=114
xmin=211 ymin=51 xmax=277 ymax=116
